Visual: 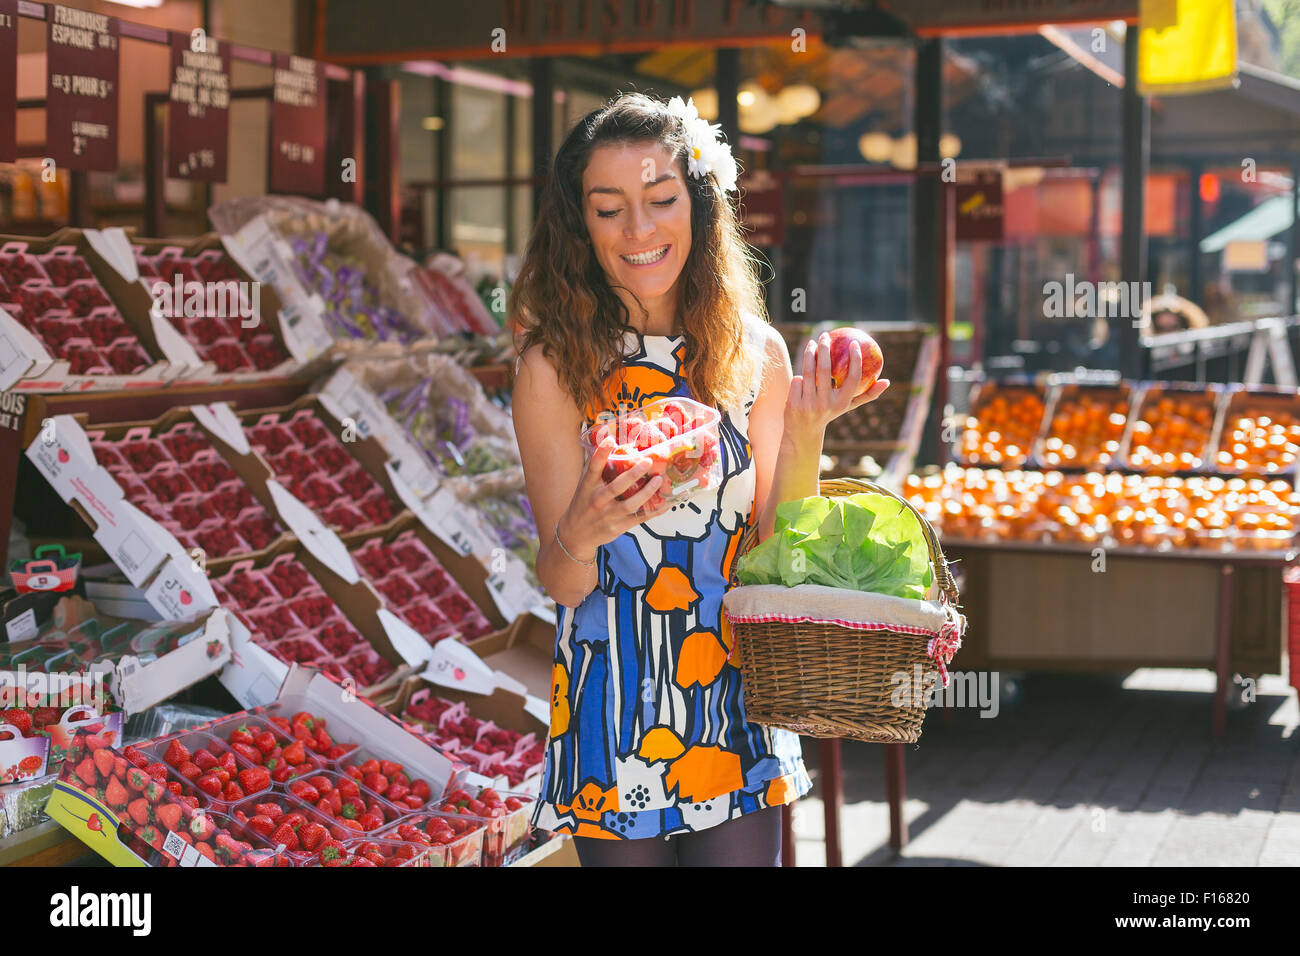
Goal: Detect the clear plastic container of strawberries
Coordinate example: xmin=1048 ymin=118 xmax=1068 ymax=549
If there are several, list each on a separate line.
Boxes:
xmin=581 ymin=397 xmax=723 ymax=515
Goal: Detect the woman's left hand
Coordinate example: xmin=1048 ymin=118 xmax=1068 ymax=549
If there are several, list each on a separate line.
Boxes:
xmin=784 ymin=332 xmax=890 ymax=443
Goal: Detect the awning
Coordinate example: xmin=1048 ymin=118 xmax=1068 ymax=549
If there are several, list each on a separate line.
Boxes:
xmin=1199 ymin=195 xmax=1294 ymax=253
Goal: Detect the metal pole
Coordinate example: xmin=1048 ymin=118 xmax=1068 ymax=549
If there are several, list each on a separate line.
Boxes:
xmin=1119 ymin=25 xmax=1149 ymax=379
xmin=530 ymin=57 xmax=555 ymax=219
xmin=716 ymin=48 xmax=740 ymax=157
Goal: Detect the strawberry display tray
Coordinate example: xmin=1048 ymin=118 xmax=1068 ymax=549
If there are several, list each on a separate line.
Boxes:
xmin=136 ymin=241 xmax=293 ymax=376
xmin=351 ymin=529 xmax=495 ymax=644
xmin=374 ymin=810 xmax=486 ymax=867
xmin=86 ymin=416 xmax=289 ymax=562
xmin=226 ymin=791 xmax=430 ymax=866
xmin=210 ymin=552 xmax=394 ymax=692
xmin=48 ymin=729 xmax=290 ymax=867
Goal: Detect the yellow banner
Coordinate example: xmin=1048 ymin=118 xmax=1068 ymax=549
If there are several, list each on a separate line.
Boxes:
xmin=1138 ymin=0 xmax=1237 ymax=95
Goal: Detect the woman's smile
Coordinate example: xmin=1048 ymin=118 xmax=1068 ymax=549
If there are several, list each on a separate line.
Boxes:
xmin=620 ymin=244 xmax=671 ymax=267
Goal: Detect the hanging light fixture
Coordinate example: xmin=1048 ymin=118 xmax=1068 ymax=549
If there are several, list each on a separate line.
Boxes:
xmin=939 ymin=132 xmax=962 ymax=159
xmin=738 ymin=82 xmax=778 ymax=134
xmin=776 ymin=84 xmax=821 ymax=124
xmin=689 ymin=88 xmax=719 ymax=121
xmin=858 ymin=132 xmax=893 ymax=163
xmin=889 ymin=133 xmax=917 ymax=170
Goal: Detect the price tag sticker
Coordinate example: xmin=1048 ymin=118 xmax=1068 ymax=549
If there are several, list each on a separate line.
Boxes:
xmin=179 ymin=843 xmax=202 ymax=867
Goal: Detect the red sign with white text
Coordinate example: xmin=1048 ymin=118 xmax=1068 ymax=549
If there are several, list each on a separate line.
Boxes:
xmin=270 ymin=53 xmax=326 ymax=196
xmin=45 ymin=4 xmax=119 ymax=171
xmin=167 ymin=32 xmax=231 ymax=182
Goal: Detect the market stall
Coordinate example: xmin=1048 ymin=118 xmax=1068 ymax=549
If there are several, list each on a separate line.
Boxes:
xmin=905 ymin=374 xmax=1298 ymax=736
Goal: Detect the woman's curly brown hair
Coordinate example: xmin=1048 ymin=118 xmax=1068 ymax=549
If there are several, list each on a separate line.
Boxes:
xmin=510 ymin=92 xmax=765 ymax=419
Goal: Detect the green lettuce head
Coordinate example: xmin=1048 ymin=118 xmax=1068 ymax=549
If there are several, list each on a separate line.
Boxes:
xmin=736 ymin=492 xmax=933 ymax=600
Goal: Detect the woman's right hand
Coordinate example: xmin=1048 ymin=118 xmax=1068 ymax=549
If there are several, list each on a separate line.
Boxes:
xmin=556 ymin=437 xmax=672 ymax=558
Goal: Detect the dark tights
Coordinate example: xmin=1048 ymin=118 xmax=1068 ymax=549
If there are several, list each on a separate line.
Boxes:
xmin=573 ymin=805 xmax=783 ymax=867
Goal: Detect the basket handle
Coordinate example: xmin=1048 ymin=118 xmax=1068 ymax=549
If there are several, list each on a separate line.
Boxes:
xmin=728 ymin=476 xmax=960 ymax=609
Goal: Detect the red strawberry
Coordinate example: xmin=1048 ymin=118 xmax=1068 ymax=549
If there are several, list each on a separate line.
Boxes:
xmin=362 ymin=772 xmax=389 ymax=795
xmin=128 ymin=798 xmax=150 ymax=826
xmin=238 ymin=767 xmax=270 ymax=794
xmin=144 ymin=780 xmax=166 ymax=803
xmin=92 ymin=749 xmax=114 ymax=778
xmin=290 ymin=779 xmax=320 ymax=801
xmin=141 ymin=825 xmax=164 ymax=850
xmin=197 ymin=773 xmax=223 ymax=797
xmin=125 ymin=767 xmax=148 ymax=791
xmin=255 ymin=802 xmax=284 ymax=820
xmin=403 ymin=795 xmax=424 ymax=810
xmin=123 ymin=745 xmax=150 ymax=769
xmin=156 ymin=803 xmax=182 ymax=832
xmin=195 ymin=842 xmax=216 ymax=863
xmin=298 ymin=822 xmax=328 ymax=851
xmin=271 ymin=822 xmax=299 ymax=851
xmin=105 ymin=776 xmax=128 ymax=808
xmin=146 ymin=762 xmax=169 ymax=781
xmin=283 ymin=740 xmax=307 ymax=765
xmin=222 ymin=781 xmax=245 ymax=801
xmin=231 ymin=742 xmax=261 ymax=765
xmin=219 ymin=752 xmax=238 ymax=776
xmin=193 ymin=749 xmax=218 ymax=772
xmin=74 ymin=758 xmax=97 ymax=788
xmin=358 ymin=811 xmax=384 ymax=831
xmin=176 ymin=761 xmax=203 ymax=782
xmin=247 ymin=814 xmax=276 ymax=838
xmin=253 ymin=731 xmax=277 ymax=756
xmin=319 ymin=840 xmax=346 ymax=864
xmin=387 ymin=783 xmax=410 ymax=804
xmin=316 ymin=797 xmax=333 ymax=815
xmin=190 ymin=814 xmax=216 ymax=841
xmin=163 ymin=739 xmax=191 ymax=767
xmin=412 ymin=779 xmax=431 ymax=801
xmin=113 ymin=756 xmax=129 ymax=779
xmin=228 ymin=726 xmax=255 ymax=747
xmin=337 ymin=778 xmax=361 ymax=800
xmin=271 ymin=764 xmax=291 ymax=784
xmin=167 ymin=781 xmax=183 ymax=796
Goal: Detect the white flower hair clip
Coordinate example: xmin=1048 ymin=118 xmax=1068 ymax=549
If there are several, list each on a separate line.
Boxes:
xmin=666 ymin=96 xmax=739 ymax=195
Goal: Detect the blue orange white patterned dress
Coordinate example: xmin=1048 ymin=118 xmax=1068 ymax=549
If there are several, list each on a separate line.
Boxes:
xmin=530 ymin=316 xmax=813 ymax=840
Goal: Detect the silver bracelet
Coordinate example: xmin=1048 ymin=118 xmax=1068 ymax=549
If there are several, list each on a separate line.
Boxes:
xmin=554 ymin=525 xmax=595 ymax=568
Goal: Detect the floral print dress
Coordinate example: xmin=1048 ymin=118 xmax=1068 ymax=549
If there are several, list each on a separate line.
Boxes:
xmin=531 ymin=318 xmax=812 ymax=840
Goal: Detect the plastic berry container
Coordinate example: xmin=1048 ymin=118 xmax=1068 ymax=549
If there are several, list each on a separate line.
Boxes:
xmin=340 ymin=647 xmax=396 ymax=688
xmin=286 ymin=593 xmax=339 ymax=631
xmin=413 ymin=565 xmax=456 ymax=599
xmin=314 ymin=441 xmax=353 ymax=475
xmin=105 ymin=341 xmax=151 ymax=374
xmin=245 ymin=604 xmax=302 ymax=642
xmin=34 ymin=316 xmax=83 ymax=354
xmin=17 ymin=282 xmax=65 ymax=317
xmin=171 ymin=497 xmax=218 ymax=531
xmin=374 ymin=812 xmax=485 ymax=867
xmin=357 ymin=488 xmax=396 ymax=527
xmin=0 ymin=251 xmax=46 ymax=286
xmin=61 ymin=279 xmax=112 ymax=316
xmin=580 ymin=396 xmax=723 ymax=512
xmin=208 ymin=484 xmax=258 ymax=520
xmin=66 ymin=342 xmax=112 ymax=375
xmin=83 ymin=313 xmax=130 ymax=347
xmin=119 ymin=434 xmax=171 ymax=474
xmin=206 ymin=339 xmax=251 ymax=373
xmin=441 ymin=786 xmax=535 ymax=867
xmin=215 ymin=563 xmax=280 ymax=610
xmin=91 ymin=442 xmax=126 ymax=469
xmin=194 ymin=250 xmax=242 ymax=283
xmin=353 ymin=540 xmax=398 ymax=579
xmin=314 ymin=618 xmax=365 ymax=658
xmin=235 ymin=509 xmax=283 ymax=551
xmin=322 ymin=500 xmax=367 ymax=532
xmin=286 ymin=410 xmax=332 ymax=449
xmin=185 ymin=451 xmax=238 ymax=492
xmin=202 ymin=712 xmax=325 ymax=779
xmin=263 ymin=555 xmax=316 ymax=599
xmin=192 ymin=520 xmax=251 ymax=559
xmin=247 ymin=335 xmax=288 ymax=370
xmin=398 ymin=599 xmax=457 ymax=643
xmin=159 ymin=423 xmax=213 ymax=464
xmin=142 ymin=464 xmax=197 ymax=503
xmin=389 ymin=533 xmax=436 ymax=573
xmin=226 ymin=793 xmax=338 ymax=862
xmin=248 ymin=420 xmax=298 ymax=456
xmin=374 ymin=571 xmax=420 ymax=609
xmin=268 ymin=447 xmax=319 ymax=484
xmin=337 ymin=463 xmax=379 ymax=499
xmin=36 ymin=250 xmax=92 ymax=285
xmin=267 ymin=633 xmax=332 ymax=667
xmin=434 ymin=590 xmax=495 ymax=640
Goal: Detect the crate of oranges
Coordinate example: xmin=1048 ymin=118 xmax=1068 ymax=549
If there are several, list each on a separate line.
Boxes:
xmin=1035 ymin=383 xmax=1134 ymax=469
xmin=1123 ymin=384 xmax=1221 ymax=474
xmin=956 ymin=382 xmax=1047 ymax=468
xmin=1212 ymin=387 xmax=1300 ymax=477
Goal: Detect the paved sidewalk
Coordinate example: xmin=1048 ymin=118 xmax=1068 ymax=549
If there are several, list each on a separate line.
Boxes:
xmin=791 ymin=669 xmax=1300 ymax=866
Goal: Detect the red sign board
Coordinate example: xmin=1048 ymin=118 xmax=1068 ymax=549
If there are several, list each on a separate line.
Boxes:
xmin=955 ymin=171 xmax=1005 ymax=242
xmin=45 ymin=3 xmax=119 ymax=172
xmin=270 ymin=53 xmax=326 ymax=196
xmin=167 ymin=33 xmax=231 ymax=182
xmin=0 ymin=0 xmax=16 ymax=163
xmin=740 ymin=172 xmax=784 ymax=248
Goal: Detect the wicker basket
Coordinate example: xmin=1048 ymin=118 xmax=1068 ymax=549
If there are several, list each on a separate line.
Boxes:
xmin=723 ymin=477 xmax=964 ymax=744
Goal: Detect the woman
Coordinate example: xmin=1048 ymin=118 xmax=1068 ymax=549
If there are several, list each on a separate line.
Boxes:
xmin=510 ymin=93 xmax=889 ymax=867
